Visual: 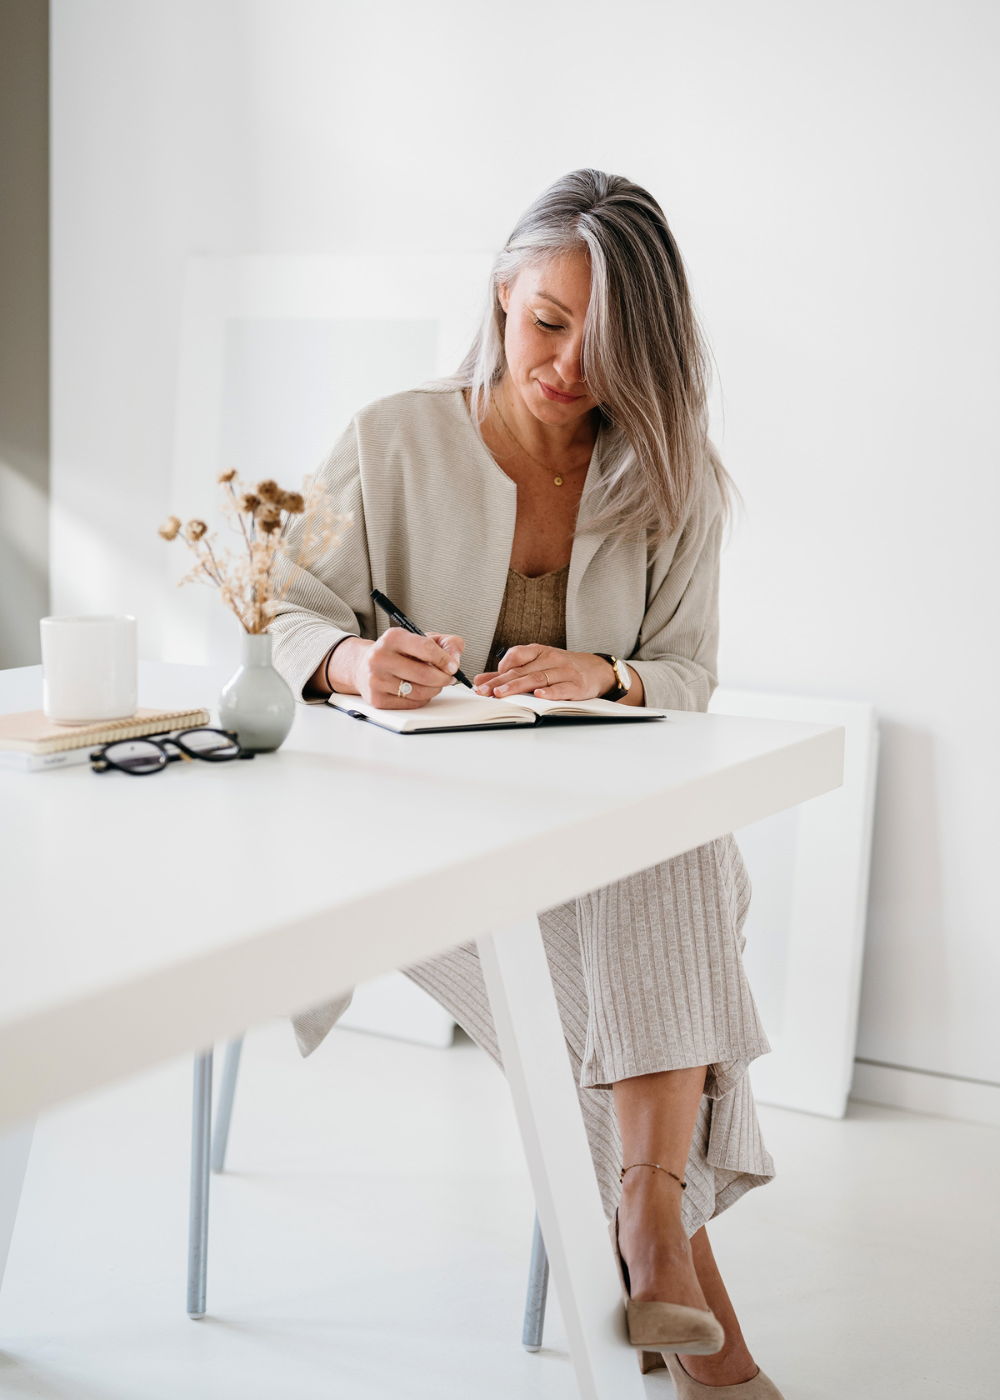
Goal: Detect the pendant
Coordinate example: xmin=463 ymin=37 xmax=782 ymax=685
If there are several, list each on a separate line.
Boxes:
xmin=554 ymin=476 xmax=563 ymax=486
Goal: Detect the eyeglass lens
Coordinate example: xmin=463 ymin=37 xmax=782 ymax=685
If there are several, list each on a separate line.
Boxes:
xmin=179 ymin=728 xmax=240 ymax=757
xmin=102 ymin=740 xmax=168 ymax=774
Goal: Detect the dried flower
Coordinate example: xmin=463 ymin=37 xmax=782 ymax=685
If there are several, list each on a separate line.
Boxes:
xmin=161 ymin=470 xmax=348 ymax=634
xmin=255 ymin=503 xmax=282 ymax=534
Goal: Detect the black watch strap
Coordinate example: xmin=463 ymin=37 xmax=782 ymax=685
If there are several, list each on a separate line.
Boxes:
xmin=596 ymin=653 xmax=628 ymax=702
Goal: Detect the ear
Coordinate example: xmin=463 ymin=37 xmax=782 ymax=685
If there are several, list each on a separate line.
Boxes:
xmin=497 ymin=280 xmax=511 ymax=314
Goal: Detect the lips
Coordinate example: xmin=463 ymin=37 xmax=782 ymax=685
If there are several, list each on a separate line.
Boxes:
xmin=538 ymin=380 xmax=584 ymax=404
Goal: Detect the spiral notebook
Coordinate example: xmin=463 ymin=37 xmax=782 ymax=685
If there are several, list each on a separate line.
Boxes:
xmin=0 ymin=706 xmax=212 ymax=771
xmin=326 ymin=687 xmax=666 ymax=734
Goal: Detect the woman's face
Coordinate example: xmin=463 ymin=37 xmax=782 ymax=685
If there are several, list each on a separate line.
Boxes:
xmin=498 ymin=249 xmax=599 ymax=426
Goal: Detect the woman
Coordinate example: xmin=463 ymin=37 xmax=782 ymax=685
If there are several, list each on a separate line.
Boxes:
xmin=271 ymin=170 xmax=781 ymax=1397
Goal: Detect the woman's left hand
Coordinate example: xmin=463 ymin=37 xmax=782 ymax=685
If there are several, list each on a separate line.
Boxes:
xmin=473 ymin=644 xmax=616 ymax=701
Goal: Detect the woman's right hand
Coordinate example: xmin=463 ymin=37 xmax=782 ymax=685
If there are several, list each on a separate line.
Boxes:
xmin=327 ymin=629 xmax=465 ymax=709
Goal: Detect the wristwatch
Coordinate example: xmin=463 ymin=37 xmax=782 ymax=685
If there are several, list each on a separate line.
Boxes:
xmin=595 ymin=654 xmax=632 ymax=702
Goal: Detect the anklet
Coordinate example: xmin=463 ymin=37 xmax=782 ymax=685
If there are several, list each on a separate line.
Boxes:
xmin=620 ymin=1162 xmax=686 ymax=1189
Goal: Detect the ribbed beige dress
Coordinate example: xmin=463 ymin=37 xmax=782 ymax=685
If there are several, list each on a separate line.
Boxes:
xmin=292 ymin=564 xmax=776 ymax=1236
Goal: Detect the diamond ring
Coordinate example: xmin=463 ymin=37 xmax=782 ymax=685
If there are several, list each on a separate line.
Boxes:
xmin=397 ymin=680 xmax=412 ymax=698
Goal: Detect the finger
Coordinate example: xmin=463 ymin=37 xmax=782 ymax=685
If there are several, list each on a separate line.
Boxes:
xmin=428 ymin=632 xmax=466 ymax=662
xmin=379 ymin=631 xmax=457 ymax=683
xmin=491 ymin=660 xmax=561 ymax=690
xmin=496 ymin=644 xmax=544 ymax=675
xmin=493 ymin=671 xmax=553 ymax=697
xmin=532 ymin=680 xmax=578 ymax=700
xmin=383 ymin=627 xmax=460 ymax=676
xmin=405 ymin=632 xmax=460 ymax=672
xmin=379 ymin=655 xmax=458 ymax=689
xmin=372 ymin=681 xmax=441 ymax=709
xmin=472 ymin=670 xmax=501 ymax=694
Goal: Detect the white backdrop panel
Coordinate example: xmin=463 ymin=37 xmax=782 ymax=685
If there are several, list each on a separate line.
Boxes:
xmin=710 ymin=691 xmax=878 ymax=1118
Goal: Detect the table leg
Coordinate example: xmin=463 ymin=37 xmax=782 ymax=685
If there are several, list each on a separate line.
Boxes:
xmin=477 ymin=917 xmax=644 ymax=1400
xmin=0 ymin=1118 xmax=35 ymax=1294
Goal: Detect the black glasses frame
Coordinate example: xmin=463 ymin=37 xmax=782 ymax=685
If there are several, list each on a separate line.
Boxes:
xmin=90 ymin=727 xmax=255 ymax=775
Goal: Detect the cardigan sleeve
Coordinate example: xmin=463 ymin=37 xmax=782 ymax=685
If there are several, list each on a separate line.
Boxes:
xmin=626 ymin=481 xmax=723 ymax=713
xmin=268 ymin=421 xmax=374 ymax=701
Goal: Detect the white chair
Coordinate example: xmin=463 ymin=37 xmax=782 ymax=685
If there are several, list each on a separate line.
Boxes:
xmin=187 ymin=1042 xmax=551 ymax=1350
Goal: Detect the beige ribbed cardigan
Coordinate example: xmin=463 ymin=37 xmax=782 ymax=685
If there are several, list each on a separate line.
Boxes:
xmin=269 ymin=386 xmax=724 ymax=706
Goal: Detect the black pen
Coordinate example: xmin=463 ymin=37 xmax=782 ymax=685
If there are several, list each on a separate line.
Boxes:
xmin=370 ymin=589 xmax=474 ymax=689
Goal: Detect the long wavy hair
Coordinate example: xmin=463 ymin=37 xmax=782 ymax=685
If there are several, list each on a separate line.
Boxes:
xmin=455 ymin=169 xmax=730 ymax=541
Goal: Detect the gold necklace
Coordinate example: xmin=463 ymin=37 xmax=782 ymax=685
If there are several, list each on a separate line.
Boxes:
xmin=492 ymin=399 xmax=567 ymax=486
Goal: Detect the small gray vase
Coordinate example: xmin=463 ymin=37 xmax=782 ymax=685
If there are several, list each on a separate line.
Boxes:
xmin=219 ymin=631 xmax=295 ymax=752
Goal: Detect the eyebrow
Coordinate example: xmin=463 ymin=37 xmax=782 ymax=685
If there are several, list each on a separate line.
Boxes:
xmin=532 ymin=289 xmax=573 ymax=315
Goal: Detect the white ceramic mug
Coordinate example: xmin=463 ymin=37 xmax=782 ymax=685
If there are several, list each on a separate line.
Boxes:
xmin=40 ymin=615 xmax=138 ymax=725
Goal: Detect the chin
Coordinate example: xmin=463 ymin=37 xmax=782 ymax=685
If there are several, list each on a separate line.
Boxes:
xmin=527 ymin=381 xmax=592 ymax=422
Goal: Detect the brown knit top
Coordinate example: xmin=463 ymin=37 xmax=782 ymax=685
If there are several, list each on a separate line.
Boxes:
xmin=485 ymin=564 xmax=570 ymax=674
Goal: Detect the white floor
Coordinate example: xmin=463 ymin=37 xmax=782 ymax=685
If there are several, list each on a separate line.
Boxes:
xmin=1 ymin=1022 xmax=998 ymax=1400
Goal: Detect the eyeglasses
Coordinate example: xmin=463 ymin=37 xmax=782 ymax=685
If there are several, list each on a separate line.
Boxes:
xmin=90 ymin=727 xmax=255 ymax=775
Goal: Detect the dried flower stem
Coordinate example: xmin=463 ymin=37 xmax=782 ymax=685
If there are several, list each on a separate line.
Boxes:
xmin=227 ymin=480 xmax=252 ymax=553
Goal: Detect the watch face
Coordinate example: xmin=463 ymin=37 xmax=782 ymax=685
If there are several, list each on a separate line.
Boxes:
xmin=614 ymin=658 xmax=631 ymax=692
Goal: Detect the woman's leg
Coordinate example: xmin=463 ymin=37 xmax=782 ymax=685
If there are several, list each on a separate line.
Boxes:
xmin=613 ymin=1067 xmax=710 ymax=1312
xmin=405 ymin=842 xmax=771 ymax=1386
xmin=682 ymin=1227 xmax=758 ymax=1385
xmin=614 ymin=1069 xmax=759 ymax=1386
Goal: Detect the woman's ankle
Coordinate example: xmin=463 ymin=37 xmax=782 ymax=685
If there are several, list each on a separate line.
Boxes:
xmin=617 ymin=1188 xmax=706 ymax=1308
xmin=619 ymin=1167 xmax=687 ymax=1233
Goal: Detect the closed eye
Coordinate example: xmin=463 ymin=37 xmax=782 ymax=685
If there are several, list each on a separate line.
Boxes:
xmin=534 ymin=317 xmax=563 ymax=331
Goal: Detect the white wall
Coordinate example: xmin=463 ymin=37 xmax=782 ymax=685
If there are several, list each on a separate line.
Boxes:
xmin=51 ymin=2 xmax=1000 ymax=1092
xmin=50 ymin=0 xmax=253 ymax=650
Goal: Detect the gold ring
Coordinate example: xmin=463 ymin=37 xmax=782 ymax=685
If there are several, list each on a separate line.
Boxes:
xmin=398 ymin=680 xmax=412 ymax=698
xmin=542 ymin=672 xmax=550 ymax=687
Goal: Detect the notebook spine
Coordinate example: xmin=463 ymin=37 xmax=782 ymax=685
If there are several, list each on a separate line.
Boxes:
xmin=0 ymin=747 xmax=93 ymax=773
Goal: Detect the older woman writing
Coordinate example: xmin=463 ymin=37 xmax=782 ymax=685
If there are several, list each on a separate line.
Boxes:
xmin=270 ymin=170 xmax=781 ymax=1397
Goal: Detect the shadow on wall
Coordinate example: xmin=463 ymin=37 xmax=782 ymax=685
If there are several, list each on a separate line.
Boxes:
xmin=0 ymin=461 xmax=48 ymax=666
xmin=857 ymin=722 xmax=949 ymax=1070
xmin=0 ymin=0 xmax=49 ymax=668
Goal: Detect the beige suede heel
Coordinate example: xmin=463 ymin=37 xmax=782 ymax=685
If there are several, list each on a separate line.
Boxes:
xmin=610 ymin=1213 xmax=725 ymax=1356
xmin=663 ymin=1352 xmax=786 ymax=1397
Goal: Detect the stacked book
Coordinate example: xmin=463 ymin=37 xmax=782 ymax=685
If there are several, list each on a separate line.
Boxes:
xmin=0 ymin=707 xmax=211 ymax=772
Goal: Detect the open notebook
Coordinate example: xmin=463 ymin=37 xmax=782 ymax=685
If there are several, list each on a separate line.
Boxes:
xmin=326 ymin=686 xmax=666 ymax=734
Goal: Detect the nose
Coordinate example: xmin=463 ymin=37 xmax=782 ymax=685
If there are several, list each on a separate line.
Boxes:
xmin=552 ymin=329 xmax=585 ymax=389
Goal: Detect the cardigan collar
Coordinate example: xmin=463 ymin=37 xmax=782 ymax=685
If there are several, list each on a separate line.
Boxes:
xmin=449 ymin=390 xmax=621 ymax=667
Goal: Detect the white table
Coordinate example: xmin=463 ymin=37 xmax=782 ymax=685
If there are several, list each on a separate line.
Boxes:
xmin=0 ymin=661 xmax=843 ymax=1400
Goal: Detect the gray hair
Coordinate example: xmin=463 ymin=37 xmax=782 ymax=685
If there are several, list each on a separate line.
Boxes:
xmin=456 ymin=169 xmax=729 ymax=541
